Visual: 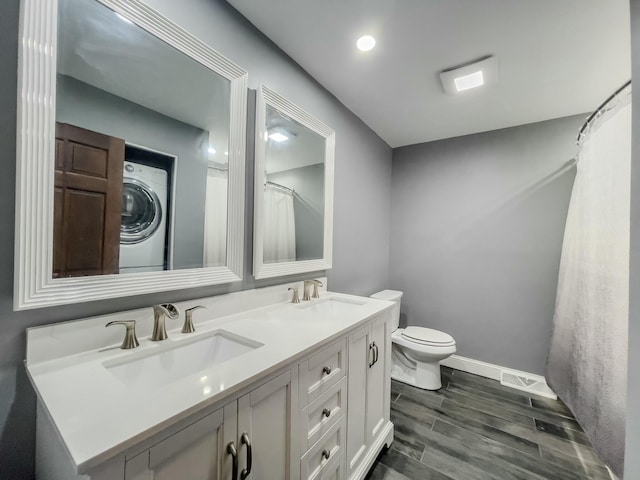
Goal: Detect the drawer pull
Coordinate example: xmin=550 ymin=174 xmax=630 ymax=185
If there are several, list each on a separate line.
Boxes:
xmin=322 ymin=449 xmax=331 ymax=460
xmin=322 ymin=408 xmax=331 ymax=418
xmin=322 ymin=366 xmax=332 ymax=375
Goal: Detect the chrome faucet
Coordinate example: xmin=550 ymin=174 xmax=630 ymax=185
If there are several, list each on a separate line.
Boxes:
xmin=303 ymin=279 xmax=323 ymax=301
xmin=152 ymin=304 xmax=180 ymax=341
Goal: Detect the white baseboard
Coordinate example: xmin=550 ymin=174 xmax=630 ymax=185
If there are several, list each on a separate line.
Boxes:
xmin=440 ymin=354 xmax=557 ymax=400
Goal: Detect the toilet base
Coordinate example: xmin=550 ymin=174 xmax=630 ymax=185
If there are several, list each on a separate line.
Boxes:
xmin=391 ymin=350 xmax=443 ymax=390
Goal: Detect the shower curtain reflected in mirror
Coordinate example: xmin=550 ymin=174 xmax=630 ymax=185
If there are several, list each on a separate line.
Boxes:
xmin=203 ymin=168 xmax=228 ymax=267
xmin=263 ymin=183 xmax=296 ymax=263
xmin=546 ymin=86 xmax=631 ymax=477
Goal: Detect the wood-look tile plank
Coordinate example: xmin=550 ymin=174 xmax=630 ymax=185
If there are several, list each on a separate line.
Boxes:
xmin=448 ymin=381 xmax=583 ymax=432
xmin=534 ymin=419 xmax=591 ymax=446
xmin=431 ymin=420 xmax=585 ymax=480
xmin=419 ymin=426 xmax=541 ymax=480
xmin=530 ymin=397 xmax=575 ymax=418
xmin=388 ymin=410 xmax=428 ymax=460
xmin=391 ymin=379 xmax=445 ymax=408
xmin=448 ymin=372 xmax=532 ymax=405
xmin=379 ymin=446 xmax=455 ymax=480
xmin=392 ymin=395 xmax=541 ymax=457
xmin=443 ymin=385 xmax=536 ymax=427
xmin=538 ymin=444 xmax=612 ymax=479
xmin=364 ymin=462 xmax=412 ymax=480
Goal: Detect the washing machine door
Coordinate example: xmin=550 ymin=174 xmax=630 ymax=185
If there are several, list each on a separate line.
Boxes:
xmin=121 ymin=178 xmax=162 ymax=244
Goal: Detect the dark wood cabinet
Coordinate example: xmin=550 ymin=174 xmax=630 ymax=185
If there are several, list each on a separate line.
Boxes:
xmin=53 ymin=123 xmax=124 ymax=277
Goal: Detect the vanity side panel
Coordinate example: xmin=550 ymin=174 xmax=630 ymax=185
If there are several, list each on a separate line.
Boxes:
xmin=36 ymin=402 xmax=124 ymax=480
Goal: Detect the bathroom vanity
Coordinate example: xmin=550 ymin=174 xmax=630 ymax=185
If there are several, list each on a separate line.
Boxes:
xmin=26 ymin=282 xmax=394 ymax=480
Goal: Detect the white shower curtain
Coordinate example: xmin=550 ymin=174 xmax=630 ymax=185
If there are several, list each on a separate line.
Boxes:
xmin=263 ymin=184 xmax=296 ymax=263
xmin=546 ymin=90 xmax=630 ymax=476
xmin=203 ymin=168 xmax=228 ymax=267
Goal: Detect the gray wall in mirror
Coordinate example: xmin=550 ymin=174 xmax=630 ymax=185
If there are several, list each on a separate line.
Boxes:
xmin=56 ymin=75 xmax=212 ymax=270
xmin=0 ymin=0 xmax=392 ymax=477
xmin=268 ymin=163 xmax=325 ymax=261
xmin=390 ymin=114 xmax=585 ymax=376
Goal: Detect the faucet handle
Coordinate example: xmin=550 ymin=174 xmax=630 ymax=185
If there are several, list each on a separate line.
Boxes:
xmin=106 ymin=320 xmax=139 ymax=349
xmin=182 ymin=305 xmax=205 ymax=334
xmin=311 ymin=279 xmax=323 ymax=299
xmin=288 ymin=287 xmax=300 ymax=304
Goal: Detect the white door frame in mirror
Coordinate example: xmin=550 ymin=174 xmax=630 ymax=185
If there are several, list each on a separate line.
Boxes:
xmin=253 ymin=85 xmax=335 ymax=279
xmin=15 ymin=0 xmax=248 ymax=310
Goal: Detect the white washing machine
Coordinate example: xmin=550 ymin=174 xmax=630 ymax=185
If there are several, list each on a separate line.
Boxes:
xmin=119 ymin=161 xmax=168 ymax=273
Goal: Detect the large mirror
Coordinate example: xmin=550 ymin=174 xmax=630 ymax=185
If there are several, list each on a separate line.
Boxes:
xmin=253 ymin=85 xmax=335 ymax=279
xmin=15 ymin=0 xmax=247 ymax=309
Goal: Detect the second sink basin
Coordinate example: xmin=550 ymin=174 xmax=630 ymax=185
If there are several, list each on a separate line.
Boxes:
xmin=297 ymin=297 xmax=367 ymax=315
xmin=104 ymin=330 xmax=263 ymax=389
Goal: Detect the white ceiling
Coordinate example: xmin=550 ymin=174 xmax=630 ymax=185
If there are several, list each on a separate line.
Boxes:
xmin=226 ymin=0 xmax=631 ymax=147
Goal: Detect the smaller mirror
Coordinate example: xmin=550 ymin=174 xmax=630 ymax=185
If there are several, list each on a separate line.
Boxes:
xmin=253 ymin=85 xmax=335 ymax=279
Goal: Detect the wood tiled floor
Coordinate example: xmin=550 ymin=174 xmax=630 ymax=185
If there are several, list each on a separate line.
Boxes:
xmin=365 ymin=367 xmax=611 ymax=480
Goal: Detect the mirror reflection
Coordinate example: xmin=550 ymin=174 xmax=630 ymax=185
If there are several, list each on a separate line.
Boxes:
xmin=263 ymin=105 xmax=326 ymax=263
xmin=54 ymin=0 xmax=231 ymax=277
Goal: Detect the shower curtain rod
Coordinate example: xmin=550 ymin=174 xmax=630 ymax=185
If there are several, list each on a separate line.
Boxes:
xmin=577 ymin=80 xmax=631 ymax=145
xmin=266 ymin=180 xmax=295 ymax=195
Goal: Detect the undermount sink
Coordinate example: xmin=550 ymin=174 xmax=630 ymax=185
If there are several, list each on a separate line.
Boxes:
xmin=297 ymin=297 xmax=367 ymax=315
xmin=104 ymin=330 xmax=263 ymax=389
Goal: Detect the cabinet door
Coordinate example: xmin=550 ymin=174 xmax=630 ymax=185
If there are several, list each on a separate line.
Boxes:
xmin=237 ymin=370 xmax=297 ymax=480
xmin=345 ymin=325 xmax=370 ymax=477
xmin=125 ymin=408 xmax=230 ymax=480
xmin=366 ymin=315 xmax=389 ymax=443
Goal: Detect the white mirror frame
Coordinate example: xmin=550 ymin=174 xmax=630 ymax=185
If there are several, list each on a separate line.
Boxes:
xmin=15 ymin=0 xmax=248 ymax=310
xmin=253 ymin=85 xmax=335 ymax=280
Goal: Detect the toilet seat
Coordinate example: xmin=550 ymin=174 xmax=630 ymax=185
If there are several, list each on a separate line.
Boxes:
xmin=401 ymin=326 xmax=455 ymax=347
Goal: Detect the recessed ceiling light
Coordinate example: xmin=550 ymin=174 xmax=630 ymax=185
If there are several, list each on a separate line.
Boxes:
xmin=208 ymin=146 xmax=216 ymax=154
xmin=357 ymin=35 xmax=376 ymax=52
xmin=268 ymin=132 xmax=289 ymax=142
xmin=454 ymin=70 xmax=484 ymax=92
xmin=439 ymin=56 xmax=498 ymax=95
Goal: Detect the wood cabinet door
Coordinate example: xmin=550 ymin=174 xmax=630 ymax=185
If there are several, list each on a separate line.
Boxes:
xmin=54 ymin=123 xmax=124 ymax=277
xmin=237 ymin=371 xmax=297 ymax=480
xmin=125 ymin=408 xmax=228 ymax=480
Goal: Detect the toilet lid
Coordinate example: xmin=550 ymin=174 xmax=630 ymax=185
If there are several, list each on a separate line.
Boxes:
xmin=402 ymin=326 xmax=455 ymax=346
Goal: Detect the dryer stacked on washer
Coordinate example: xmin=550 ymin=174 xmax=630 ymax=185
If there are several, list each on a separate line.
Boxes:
xmin=119 ymin=161 xmax=168 ymax=273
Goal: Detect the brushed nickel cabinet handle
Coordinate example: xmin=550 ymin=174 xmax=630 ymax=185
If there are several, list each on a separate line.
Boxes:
xmin=368 ymin=343 xmax=374 ymax=368
xmin=373 ymin=342 xmax=379 ymax=365
xmin=322 ymin=408 xmax=331 ymax=418
xmin=322 ymin=449 xmax=331 ymax=460
xmin=322 ymin=366 xmax=332 ymax=375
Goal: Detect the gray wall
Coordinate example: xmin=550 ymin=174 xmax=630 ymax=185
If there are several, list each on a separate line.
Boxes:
xmin=390 ymin=115 xmax=585 ymax=375
xmin=625 ymin=1 xmax=640 ymax=477
xmin=57 ymin=75 xmax=210 ymax=269
xmin=268 ymin=163 xmax=325 ymax=261
xmin=0 ymin=0 xmax=392 ymax=477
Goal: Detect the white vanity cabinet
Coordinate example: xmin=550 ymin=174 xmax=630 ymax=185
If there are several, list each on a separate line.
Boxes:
xmin=124 ymin=371 xmax=296 ymax=480
xmin=346 ymin=313 xmax=392 ymax=479
xmin=30 ymin=291 xmax=394 ymax=480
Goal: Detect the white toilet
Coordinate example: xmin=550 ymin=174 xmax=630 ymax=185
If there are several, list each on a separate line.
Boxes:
xmin=371 ymin=290 xmax=456 ymax=390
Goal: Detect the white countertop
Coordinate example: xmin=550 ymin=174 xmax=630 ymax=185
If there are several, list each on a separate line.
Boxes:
xmin=26 ymin=288 xmax=392 ymax=474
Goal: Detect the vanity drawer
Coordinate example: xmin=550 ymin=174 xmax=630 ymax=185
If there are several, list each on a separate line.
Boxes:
xmin=301 ymin=417 xmax=345 ymax=480
xmin=299 ymin=339 xmax=346 ymax=406
xmin=301 ymin=377 xmax=346 ymax=450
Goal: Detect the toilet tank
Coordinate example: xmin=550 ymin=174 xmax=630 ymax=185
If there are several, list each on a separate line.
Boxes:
xmin=370 ymin=290 xmax=403 ymax=331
